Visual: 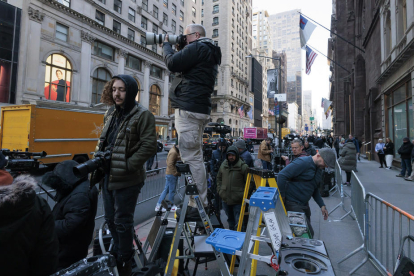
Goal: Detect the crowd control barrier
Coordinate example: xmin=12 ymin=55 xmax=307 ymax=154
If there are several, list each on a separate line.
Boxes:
xmin=339 ymin=193 xmax=414 ymax=275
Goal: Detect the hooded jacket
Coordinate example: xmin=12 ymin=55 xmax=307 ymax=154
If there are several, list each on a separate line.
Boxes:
xmin=246 ymin=139 xmax=254 ymax=153
xmin=0 ymin=175 xmax=59 ymax=276
xmin=258 ymin=140 xmax=272 ymax=162
xmin=43 ymin=160 xmax=98 ymax=269
xmin=217 ymin=146 xmax=249 ymax=205
xmin=163 ymin=38 xmax=222 ymax=115
xmin=92 ymin=75 xmax=157 ymax=190
xmin=338 ymin=141 xmax=357 ymax=172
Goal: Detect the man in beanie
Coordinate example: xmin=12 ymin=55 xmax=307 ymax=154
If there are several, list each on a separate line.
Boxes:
xmin=209 ymin=139 xmax=228 ymax=214
xmin=277 ymin=148 xmax=335 ymax=237
xmin=43 ymin=160 xmax=98 ymax=270
xmin=0 ymin=152 xmax=13 ymax=185
xmin=235 ymin=139 xmax=253 ymax=167
xmin=90 ymin=75 xmax=157 ymax=275
xmin=217 ymin=146 xmax=249 ymax=230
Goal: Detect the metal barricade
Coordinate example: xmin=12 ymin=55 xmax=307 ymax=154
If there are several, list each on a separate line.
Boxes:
xmin=350 ymin=172 xmax=365 ymax=238
xmin=339 ymin=193 xmax=414 ymax=275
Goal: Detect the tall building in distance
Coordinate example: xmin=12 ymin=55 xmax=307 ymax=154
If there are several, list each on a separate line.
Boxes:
xmin=302 ymin=90 xmax=312 ymax=134
xmin=268 ymin=9 xmax=303 ymax=116
xmin=203 ymin=0 xmax=253 ymax=136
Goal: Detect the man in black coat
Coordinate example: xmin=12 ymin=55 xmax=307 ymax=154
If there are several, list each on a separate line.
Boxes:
xmin=0 ymin=175 xmax=59 ymax=276
xmin=314 ymin=137 xmax=324 ymax=149
xmin=397 ymin=137 xmax=413 ymax=178
xmin=43 ymin=160 xmax=98 ymax=270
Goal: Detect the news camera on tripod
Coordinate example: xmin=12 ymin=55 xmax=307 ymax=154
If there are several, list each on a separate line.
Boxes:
xmin=160 ymin=24 xmax=222 ymax=219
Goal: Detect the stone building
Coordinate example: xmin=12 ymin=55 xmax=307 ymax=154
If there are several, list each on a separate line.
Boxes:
xmin=3 ymin=0 xmax=200 ymax=140
xmin=203 ymin=0 xmax=253 ymax=137
xmin=330 ymin=0 xmax=414 ymax=164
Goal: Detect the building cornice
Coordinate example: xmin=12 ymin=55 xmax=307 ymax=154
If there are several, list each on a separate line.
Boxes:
xmin=37 ymin=0 xmax=163 ymax=61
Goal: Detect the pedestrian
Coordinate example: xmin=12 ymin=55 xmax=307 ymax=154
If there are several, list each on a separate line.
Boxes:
xmin=314 ymin=136 xmax=324 ymax=149
xmin=303 ymin=139 xmax=317 ymax=156
xmin=258 ymin=137 xmax=273 ymax=170
xmin=277 ymin=149 xmax=334 ymax=237
xmin=355 ymin=137 xmax=362 ymax=161
xmin=339 ymin=138 xmax=346 ymax=155
xmin=155 ymin=143 xmax=181 ymax=212
xmin=338 ymin=140 xmax=357 ymax=185
xmin=396 ymin=137 xmax=413 ymax=178
xmin=42 ymin=160 xmax=99 ymax=270
xmin=217 ymin=146 xmax=249 ymax=230
xmin=235 ymin=139 xmax=254 ymax=167
xmin=347 ymin=134 xmax=360 ymax=171
xmin=333 ymin=135 xmax=341 ymax=158
xmin=384 ymin=137 xmax=394 ymax=170
xmin=375 ymin=139 xmax=387 ymax=168
xmin=246 ymin=139 xmax=254 ymax=153
xmin=404 ymin=139 xmax=414 ymax=181
xmin=0 ymin=175 xmax=59 ymax=276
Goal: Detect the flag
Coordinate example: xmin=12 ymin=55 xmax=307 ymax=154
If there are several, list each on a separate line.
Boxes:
xmin=306 ymin=46 xmax=318 ymax=75
xmin=247 ymin=106 xmax=253 ymax=119
xmin=323 ymin=99 xmax=332 ymax=114
xmin=238 ymin=105 xmax=244 ymax=118
xmin=269 ymin=109 xmax=274 ymax=115
xmin=300 ymin=15 xmax=316 ymax=48
xmin=321 ymin=98 xmax=326 ymax=108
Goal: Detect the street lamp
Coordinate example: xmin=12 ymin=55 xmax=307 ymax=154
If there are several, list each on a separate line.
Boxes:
xmin=246 ymin=54 xmax=282 ymax=148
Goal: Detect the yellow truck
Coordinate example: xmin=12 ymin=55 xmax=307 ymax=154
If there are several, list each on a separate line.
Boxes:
xmin=0 ymin=104 xmax=105 ymax=166
xmin=281 ymin=128 xmax=290 ymax=139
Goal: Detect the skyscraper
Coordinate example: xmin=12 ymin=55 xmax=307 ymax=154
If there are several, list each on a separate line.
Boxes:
xmin=302 ymin=90 xmax=312 ymax=134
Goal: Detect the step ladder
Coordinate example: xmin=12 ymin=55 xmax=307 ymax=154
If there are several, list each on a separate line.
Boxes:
xmin=165 ymin=162 xmax=232 ymax=276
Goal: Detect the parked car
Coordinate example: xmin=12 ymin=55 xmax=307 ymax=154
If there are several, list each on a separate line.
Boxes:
xmin=164 ymin=138 xmax=177 ymax=152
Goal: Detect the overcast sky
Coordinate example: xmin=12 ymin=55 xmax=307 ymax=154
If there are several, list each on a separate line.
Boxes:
xmin=252 ymin=0 xmax=333 ymax=124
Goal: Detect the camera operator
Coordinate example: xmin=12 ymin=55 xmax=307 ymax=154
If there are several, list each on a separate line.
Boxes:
xmin=90 ymin=75 xmax=157 ymax=275
xmin=210 ymin=140 xmax=228 ymax=214
xmin=163 ymin=24 xmax=222 ymax=216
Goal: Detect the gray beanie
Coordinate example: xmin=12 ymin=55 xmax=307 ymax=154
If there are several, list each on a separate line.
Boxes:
xmin=234 ymin=139 xmax=246 ymax=149
xmin=318 ymin=148 xmax=336 ymax=169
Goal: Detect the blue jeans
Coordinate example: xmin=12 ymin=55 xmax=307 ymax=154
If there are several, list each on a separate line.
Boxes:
xmin=222 ymin=201 xmax=242 ymax=230
xmin=401 ymin=158 xmax=411 ymax=176
xmin=157 ymin=175 xmax=178 ymax=204
xmin=262 ymin=160 xmax=272 ymax=170
xmin=102 ymin=175 xmax=142 ymax=261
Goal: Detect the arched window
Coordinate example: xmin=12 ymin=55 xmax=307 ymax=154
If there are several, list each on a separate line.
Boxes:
xmin=149 ymin=84 xmax=161 ymax=115
xmin=229 ymin=118 xmax=232 ymax=124
xmin=397 ymin=0 xmax=407 ymax=42
xmin=91 ymin=68 xmax=112 ymax=104
xmin=44 ymin=54 xmax=72 ymax=102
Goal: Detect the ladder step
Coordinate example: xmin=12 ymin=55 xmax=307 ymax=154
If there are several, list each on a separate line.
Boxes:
xmin=205 ymin=228 xmax=246 ymax=255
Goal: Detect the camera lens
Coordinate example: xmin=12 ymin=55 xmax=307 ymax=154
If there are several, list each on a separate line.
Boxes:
xmin=146 ymin=32 xmax=165 ymax=45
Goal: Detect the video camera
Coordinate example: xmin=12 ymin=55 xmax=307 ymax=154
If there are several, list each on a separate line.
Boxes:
xmin=146 ymin=32 xmax=187 ymax=50
xmin=2 ymin=149 xmax=47 ymax=174
xmin=73 ymin=150 xmax=112 ymax=178
xmin=207 ymin=122 xmax=231 ymax=138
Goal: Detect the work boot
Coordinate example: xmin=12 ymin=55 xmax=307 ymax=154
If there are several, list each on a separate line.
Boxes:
xmin=117 ymin=254 xmax=133 ymax=276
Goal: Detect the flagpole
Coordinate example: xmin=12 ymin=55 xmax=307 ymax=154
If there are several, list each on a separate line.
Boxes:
xmin=307 ymin=44 xmax=351 ymax=73
xmin=299 ymin=11 xmax=366 ymax=53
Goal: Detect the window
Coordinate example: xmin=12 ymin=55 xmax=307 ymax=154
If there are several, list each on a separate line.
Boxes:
xmin=128 ymin=8 xmax=135 ymax=22
xmin=149 ymin=85 xmax=161 ymax=116
xmin=386 ymin=79 xmax=413 ymax=158
xmin=201 ymin=20 xmax=203 ymax=25
xmin=171 ymin=20 xmax=176 ymax=33
xmin=113 ymin=20 xmax=121 ymax=34
xmin=114 ymin=0 xmax=122 ymax=13
xmin=128 ymin=28 xmax=135 ymax=41
xmin=179 ymin=25 xmax=183 ymax=34
xmin=57 ymin=0 xmax=70 ymax=7
xmin=201 ymin=9 xmax=204 ymax=17
xmin=56 ymin=23 xmax=68 ymax=41
xmin=192 ymin=7 xmax=196 ymax=17
xmin=96 ymin=10 xmax=105 ymax=25
xmin=141 ymin=35 xmax=147 ymax=46
xmin=98 ymin=0 xmax=105 ymax=3
xmin=213 ymin=5 xmax=219 ymax=13
xmin=213 ymin=17 xmax=218 ymax=25
xmin=91 ymin=68 xmax=112 ymax=104
xmin=163 ymin=0 xmax=168 ymax=8
xmin=152 ymin=24 xmax=158 ymax=34
xmin=142 ymin=0 xmax=148 ymax=11
xmin=126 ymin=55 xmax=142 ymax=71
xmin=213 ymin=29 xmax=218 ymax=38
xmin=179 ymin=10 xmax=184 ymax=21
xmin=180 ymin=0 xmax=184 ymax=6
xmin=172 ymin=3 xmax=176 ymax=15
xmin=93 ymin=41 xmax=114 ymax=60
xmin=192 ymin=0 xmax=196 ymax=2
xmin=152 ymin=44 xmax=157 ymax=53
xmin=153 ymin=5 xmax=158 ymax=19
xmin=44 ymin=54 xmax=72 ymax=102
xmin=141 ymin=16 xmax=148 ymax=29
xmin=163 ymin=13 xmax=168 ymax=26
xmin=150 ymin=65 xmax=162 ymax=79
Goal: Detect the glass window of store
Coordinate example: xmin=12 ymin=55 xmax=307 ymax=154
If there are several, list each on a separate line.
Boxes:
xmin=149 ymin=84 xmax=161 ymax=115
xmin=91 ymin=68 xmax=112 ymax=104
xmin=387 ymin=78 xmax=413 ymax=158
xmin=44 ymin=54 xmax=72 ymax=102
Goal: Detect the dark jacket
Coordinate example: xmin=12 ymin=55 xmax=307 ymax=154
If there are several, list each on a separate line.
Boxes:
xmin=43 ymin=160 xmax=98 ymax=269
xmin=0 ymin=175 xmax=59 ymax=276
xmin=210 ymin=148 xmax=227 ymax=177
xmin=384 ymin=142 xmax=394 ymax=155
xmin=277 ymin=156 xmax=325 ymax=208
xmin=92 ymin=75 xmax=157 ymax=190
xmin=338 ymin=142 xmax=357 ymax=172
xmin=163 ymin=38 xmax=222 ymax=115
xmin=333 ymin=138 xmax=340 ymax=149
xmin=246 ymin=139 xmax=254 ymax=153
xmin=240 ymin=149 xmax=254 ymax=167
xmin=398 ymin=142 xmax=413 ymax=160
xmin=304 ymin=145 xmax=317 ymax=156
xmin=314 ymin=138 xmax=324 ymax=149
xmin=217 ymin=146 xmax=249 ymax=205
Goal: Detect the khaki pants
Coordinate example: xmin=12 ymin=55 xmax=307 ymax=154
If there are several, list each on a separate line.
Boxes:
xmin=175 ymin=109 xmax=210 ymax=207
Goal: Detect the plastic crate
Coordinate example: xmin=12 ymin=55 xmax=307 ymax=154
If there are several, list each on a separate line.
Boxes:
xmin=205 ymin=228 xmax=246 ymax=254
xmin=250 ymin=187 xmax=279 ymax=211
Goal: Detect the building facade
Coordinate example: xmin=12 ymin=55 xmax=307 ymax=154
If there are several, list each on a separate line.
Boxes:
xmin=302 ymin=90 xmax=312 ymax=134
xmin=287 ymin=102 xmax=299 ymax=132
xmin=4 ymin=0 xmax=201 ymax=140
xmin=203 ymin=0 xmax=253 ymax=136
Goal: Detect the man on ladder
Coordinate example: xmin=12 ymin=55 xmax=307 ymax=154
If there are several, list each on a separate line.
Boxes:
xmin=276 ymin=149 xmax=335 ymax=237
